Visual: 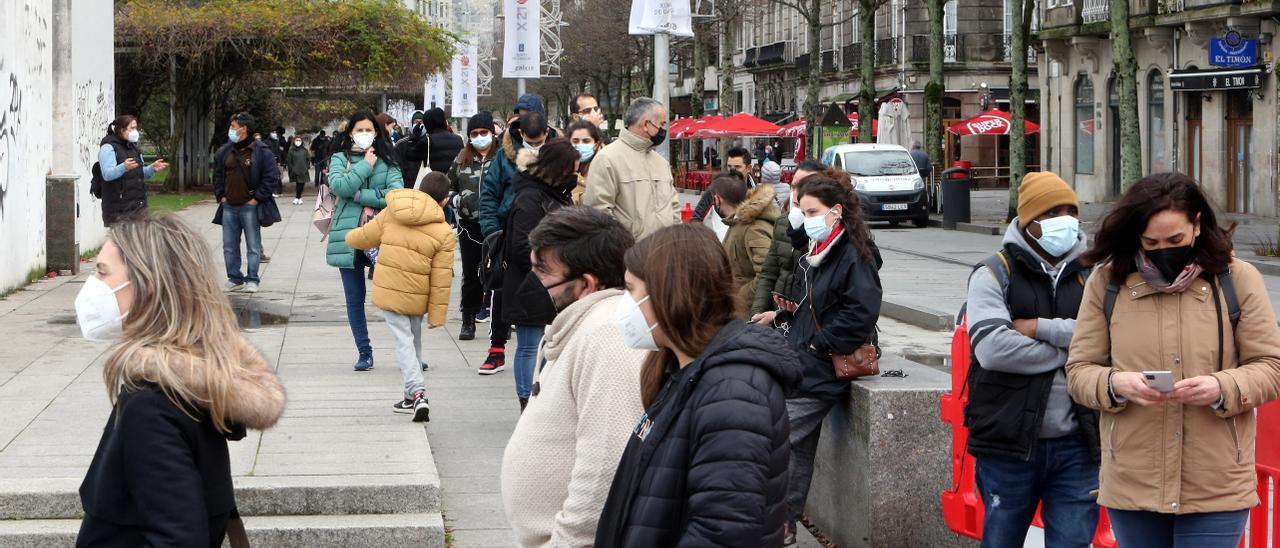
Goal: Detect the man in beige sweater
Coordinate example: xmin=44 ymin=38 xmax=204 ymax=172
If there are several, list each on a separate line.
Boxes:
xmin=500 ymin=207 xmax=647 ymax=547
xmin=582 ymin=97 xmax=681 ymax=240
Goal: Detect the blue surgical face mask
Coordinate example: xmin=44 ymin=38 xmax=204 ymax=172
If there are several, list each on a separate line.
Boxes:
xmin=804 ymin=208 xmax=839 ymax=241
xmin=470 ymin=134 xmax=492 ymax=150
xmin=575 ymin=143 xmax=596 ymax=163
xmin=227 ymin=129 xmax=241 ymax=144
xmin=1033 ymin=215 xmax=1081 ymax=257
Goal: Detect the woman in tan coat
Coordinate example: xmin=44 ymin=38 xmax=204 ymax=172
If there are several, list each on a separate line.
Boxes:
xmin=1066 ymin=172 xmax=1280 ymax=547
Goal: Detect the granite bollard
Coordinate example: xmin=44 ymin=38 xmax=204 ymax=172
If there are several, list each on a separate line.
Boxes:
xmin=803 ymin=355 xmax=975 ymax=547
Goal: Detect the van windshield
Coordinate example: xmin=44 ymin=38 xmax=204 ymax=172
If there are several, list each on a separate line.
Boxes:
xmin=842 ymin=151 xmax=918 ymax=177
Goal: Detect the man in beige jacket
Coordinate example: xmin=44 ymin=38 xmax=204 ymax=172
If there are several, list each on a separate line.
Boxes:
xmin=583 ymin=97 xmax=680 ymax=239
xmin=500 ymin=207 xmax=647 ymax=547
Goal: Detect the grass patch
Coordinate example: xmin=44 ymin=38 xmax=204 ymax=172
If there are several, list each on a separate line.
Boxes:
xmin=149 ymin=192 xmax=208 ymax=215
xmin=0 ymin=265 xmax=47 ymax=301
xmin=80 ymin=247 xmax=101 ymax=261
xmin=1254 ymin=226 xmax=1280 ymax=258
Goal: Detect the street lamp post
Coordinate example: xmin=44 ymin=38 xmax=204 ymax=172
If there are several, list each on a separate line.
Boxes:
xmin=653 ymin=31 xmax=670 ymax=160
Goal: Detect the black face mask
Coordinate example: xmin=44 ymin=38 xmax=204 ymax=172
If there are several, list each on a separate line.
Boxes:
xmin=513 ymin=271 xmax=578 ymax=323
xmin=1146 ymin=245 xmax=1195 ymax=282
xmin=649 ymin=126 xmax=667 ymax=148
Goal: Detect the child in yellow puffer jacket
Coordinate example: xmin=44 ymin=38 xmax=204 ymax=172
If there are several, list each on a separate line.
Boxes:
xmin=346 ymin=173 xmax=456 ymax=422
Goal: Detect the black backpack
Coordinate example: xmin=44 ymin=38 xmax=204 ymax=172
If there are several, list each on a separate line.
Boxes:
xmin=89 ymin=162 xmax=105 ymax=199
xmin=479 ymin=229 xmax=505 ymax=292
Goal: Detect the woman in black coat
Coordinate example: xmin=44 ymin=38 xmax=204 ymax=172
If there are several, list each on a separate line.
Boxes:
xmin=758 ymin=176 xmax=883 ymax=544
xmin=76 ymin=216 xmax=286 ymax=547
xmin=500 ymin=139 xmax=577 ymax=410
xmin=93 ymin=114 xmax=168 ymax=226
xmin=595 ymin=224 xmax=803 ymax=548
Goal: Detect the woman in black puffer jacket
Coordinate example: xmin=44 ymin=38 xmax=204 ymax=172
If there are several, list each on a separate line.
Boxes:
xmin=595 ymin=224 xmax=803 ymax=548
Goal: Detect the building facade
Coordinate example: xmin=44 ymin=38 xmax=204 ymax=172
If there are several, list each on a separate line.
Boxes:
xmin=1038 ymin=0 xmax=1279 ymax=214
xmin=726 ymin=0 xmax=1042 ymax=182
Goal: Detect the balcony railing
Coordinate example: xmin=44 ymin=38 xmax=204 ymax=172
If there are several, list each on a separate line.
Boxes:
xmin=795 ymin=53 xmax=811 ymax=72
xmin=1081 ymin=0 xmax=1110 ymax=23
xmin=910 ymin=34 xmax=962 ymax=63
xmin=1002 ymin=34 xmax=1038 ymax=63
xmin=843 ymin=43 xmax=861 ymax=70
xmin=875 ymin=38 xmax=898 ymax=66
xmin=821 ymin=50 xmax=836 ymax=72
xmin=1157 ymin=0 xmax=1185 ymax=13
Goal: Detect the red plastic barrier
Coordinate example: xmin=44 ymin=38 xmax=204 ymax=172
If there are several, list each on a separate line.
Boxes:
xmin=943 ymin=318 xmax=1279 ymax=547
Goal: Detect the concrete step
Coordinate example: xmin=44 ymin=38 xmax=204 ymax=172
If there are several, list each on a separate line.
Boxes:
xmin=0 ymin=512 xmax=444 ymax=548
xmin=0 ymin=474 xmax=439 ymax=520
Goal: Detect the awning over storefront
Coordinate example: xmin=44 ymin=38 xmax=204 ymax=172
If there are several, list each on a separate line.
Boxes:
xmin=1168 ymin=65 xmax=1265 ymax=92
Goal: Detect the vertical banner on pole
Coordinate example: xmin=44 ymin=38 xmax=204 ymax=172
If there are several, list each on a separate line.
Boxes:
xmin=424 ymin=74 xmax=447 ymax=109
xmin=502 ymin=0 xmax=541 ymax=78
xmin=629 ymin=0 xmax=694 ymax=37
xmin=452 ymin=44 xmax=479 ymax=118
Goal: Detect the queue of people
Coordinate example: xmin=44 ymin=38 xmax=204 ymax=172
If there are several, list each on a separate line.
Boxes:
xmin=74 ymin=91 xmax=1280 ymax=548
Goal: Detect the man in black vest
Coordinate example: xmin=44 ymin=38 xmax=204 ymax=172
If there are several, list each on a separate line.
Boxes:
xmin=964 ymin=172 xmax=1100 ymax=547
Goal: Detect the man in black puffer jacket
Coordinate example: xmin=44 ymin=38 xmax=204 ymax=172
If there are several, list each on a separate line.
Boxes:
xmin=400 ymin=107 xmax=464 ymax=189
xmin=594 ymin=321 xmax=803 ymax=547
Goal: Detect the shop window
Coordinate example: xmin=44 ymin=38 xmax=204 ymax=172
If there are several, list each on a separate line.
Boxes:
xmin=1075 ymin=75 xmax=1094 ymax=175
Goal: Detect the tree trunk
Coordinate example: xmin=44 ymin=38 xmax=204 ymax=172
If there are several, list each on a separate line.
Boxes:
xmin=1111 ymin=0 xmax=1141 ymax=189
xmin=692 ymin=20 xmax=707 ymax=169
xmin=926 ymin=0 xmax=945 ymax=188
xmin=803 ymin=0 xmax=823 ymax=159
xmin=718 ymin=14 xmax=737 ymax=166
xmin=857 ymin=0 xmax=876 ymax=144
xmin=1007 ymin=0 xmax=1030 ymax=221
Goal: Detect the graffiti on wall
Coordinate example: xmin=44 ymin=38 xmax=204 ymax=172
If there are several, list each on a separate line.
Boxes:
xmin=0 ymin=1 xmax=51 ymax=221
xmin=74 ymin=80 xmax=112 ymax=178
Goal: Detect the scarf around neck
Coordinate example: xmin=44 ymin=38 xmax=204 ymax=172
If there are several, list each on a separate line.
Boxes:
xmin=807 ymin=223 xmax=846 ymax=267
xmin=1136 ymin=249 xmax=1205 ymax=294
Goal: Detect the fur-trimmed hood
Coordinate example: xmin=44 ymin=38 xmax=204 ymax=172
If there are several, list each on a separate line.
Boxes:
xmin=129 ymin=339 xmax=286 ymax=431
xmin=515 ymin=147 xmax=539 ymax=172
xmin=499 ymin=125 xmax=560 ymax=164
xmin=727 ymin=183 xmax=780 ymax=225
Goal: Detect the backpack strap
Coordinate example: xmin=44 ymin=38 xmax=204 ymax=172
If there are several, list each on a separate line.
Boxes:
xmin=957 ymin=251 xmax=1013 ymax=326
xmin=1103 ymin=281 xmax=1120 ymax=326
xmin=1218 ymin=268 xmax=1241 ymax=331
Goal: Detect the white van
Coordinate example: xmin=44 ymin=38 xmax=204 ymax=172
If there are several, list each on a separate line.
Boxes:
xmin=820 ymin=143 xmax=929 ymax=228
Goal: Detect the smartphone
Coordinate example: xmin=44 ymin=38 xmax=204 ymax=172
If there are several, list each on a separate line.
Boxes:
xmin=771 ymin=291 xmax=794 ymax=302
xmin=1142 ymin=371 xmax=1175 ymax=393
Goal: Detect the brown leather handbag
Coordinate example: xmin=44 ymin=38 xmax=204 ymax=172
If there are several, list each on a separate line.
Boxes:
xmin=807 ymin=283 xmax=881 ymax=380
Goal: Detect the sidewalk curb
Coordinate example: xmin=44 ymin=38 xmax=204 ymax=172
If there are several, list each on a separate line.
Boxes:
xmin=1248 ymin=258 xmax=1280 ymax=277
xmin=881 ymin=298 xmax=955 ymax=332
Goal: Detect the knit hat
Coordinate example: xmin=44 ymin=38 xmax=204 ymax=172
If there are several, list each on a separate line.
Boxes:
xmin=468 ymin=111 xmax=495 ymax=134
xmin=423 ymin=107 xmax=448 ymax=133
xmin=1017 ymin=172 xmax=1079 ymax=229
xmin=761 ymin=160 xmax=782 ymax=184
xmin=411 ymin=110 xmax=425 ymax=123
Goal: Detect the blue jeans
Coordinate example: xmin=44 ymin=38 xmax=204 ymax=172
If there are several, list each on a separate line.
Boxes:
xmin=221 ymin=203 xmax=261 ymax=284
xmin=339 ymin=255 xmax=372 ymax=357
xmin=513 ymin=324 xmax=544 ymax=400
xmin=974 ymin=435 xmax=1100 ymax=548
xmin=1108 ymin=508 xmax=1249 ymax=548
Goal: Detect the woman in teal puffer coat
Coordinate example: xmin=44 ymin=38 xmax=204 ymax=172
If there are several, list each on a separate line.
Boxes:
xmin=327 ymin=110 xmax=404 ymax=372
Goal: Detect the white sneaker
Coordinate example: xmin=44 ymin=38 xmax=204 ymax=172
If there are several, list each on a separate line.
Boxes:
xmin=294 ymin=198 xmax=303 ymax=205
xmin=225 ymin=280 xmax=245 ymax=292
xmin=244 ymin=282 xmax=259 ymax=293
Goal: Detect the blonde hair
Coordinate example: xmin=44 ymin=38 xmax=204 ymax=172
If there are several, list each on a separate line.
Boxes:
xmin=103 ymin=215 xmax=248 ymax=433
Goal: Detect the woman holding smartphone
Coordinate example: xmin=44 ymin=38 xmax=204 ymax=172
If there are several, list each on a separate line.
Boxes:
xmin=1066 ymin=172 xmax=1280 ymax=547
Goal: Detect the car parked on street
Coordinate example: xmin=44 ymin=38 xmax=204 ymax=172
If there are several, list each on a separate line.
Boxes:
xmin=821 ymin=143 xmax=929 ymax=228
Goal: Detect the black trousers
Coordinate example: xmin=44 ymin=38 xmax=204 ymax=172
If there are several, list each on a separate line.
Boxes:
xmin=489 ymin=287 xmax=511 ymax=348
xmin=458 ymin=220 xmax=485 ymax=317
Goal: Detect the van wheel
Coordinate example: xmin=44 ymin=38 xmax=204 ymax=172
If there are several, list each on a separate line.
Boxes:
xmin=913 ymin=216 xmax=929 ymax=228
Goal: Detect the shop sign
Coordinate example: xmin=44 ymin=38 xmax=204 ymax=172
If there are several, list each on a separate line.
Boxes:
xmin=1169 ymin=66 xmax=1264 ymax=92
xmin=1210 ymin=31 xmax=1258 ymax=68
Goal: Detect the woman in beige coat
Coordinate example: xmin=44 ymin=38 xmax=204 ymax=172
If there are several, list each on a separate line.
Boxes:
xmin=1066 ymin=172 xmax=1280 ymax=547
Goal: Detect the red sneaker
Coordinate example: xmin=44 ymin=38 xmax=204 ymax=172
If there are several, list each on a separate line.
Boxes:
xmin=478 ymin=348 xmax=506 ymax=375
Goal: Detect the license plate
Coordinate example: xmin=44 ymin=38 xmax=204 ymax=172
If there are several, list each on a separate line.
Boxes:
xmin=881 ymin=203 xmax=909 ymax=211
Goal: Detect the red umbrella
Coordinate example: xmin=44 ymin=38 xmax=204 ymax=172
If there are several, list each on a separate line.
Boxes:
xmin=697 ymin=113 xmax=782 ymax=138
xmin=947 ymin=109 xmax=1039 ymax=135
xmin=777 ymin=119 xmax=807 ymax=138
xmin=671 ymin=115 xmax=722 ymax=139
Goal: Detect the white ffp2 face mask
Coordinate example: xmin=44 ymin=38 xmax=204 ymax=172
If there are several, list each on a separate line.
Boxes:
xmin=788 ymin=206 xmax=804 ymax=230
xmin=353 ymin=132 xmax=376 ymax=150
xmin=615 ymin=292 xmax=659 ymax=352
xmin=75 ymin=276 xmax=130 ymax=341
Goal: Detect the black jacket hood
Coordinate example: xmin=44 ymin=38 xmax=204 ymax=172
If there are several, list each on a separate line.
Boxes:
xmin=692 ymin=321 xmax=804 ymax=393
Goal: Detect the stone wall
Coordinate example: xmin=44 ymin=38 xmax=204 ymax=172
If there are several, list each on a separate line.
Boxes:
xmin=71 ymin=1 xmax=115 ymax=252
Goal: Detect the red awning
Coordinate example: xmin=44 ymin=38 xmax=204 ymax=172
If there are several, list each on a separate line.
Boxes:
xmin=696 ymin=113 xmax=783 ymax=138
xmin=777 ymin=119 xmax=807 ymax=138
xmin=947 ymin=109 xmax=1040 ymax=136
